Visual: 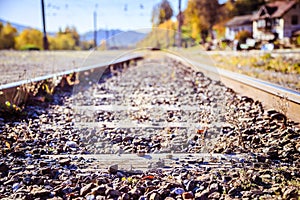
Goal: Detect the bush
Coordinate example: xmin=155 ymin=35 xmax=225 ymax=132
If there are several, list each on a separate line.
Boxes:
xmin=15 ymin=29 xmax=43 ymax=50
xmin=235 ymin=30 xmax=252 ymax=43
xmin=297 ymin=35 xmax=300 ymax=47
xmin=20 ymin=44 xmax=40 ymax=51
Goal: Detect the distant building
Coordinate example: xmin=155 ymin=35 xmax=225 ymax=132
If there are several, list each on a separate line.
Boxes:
xmin=252 ymin=0 xmax=300 ymax=41
xmin=225 ymin=15 xmax=253 ymax=40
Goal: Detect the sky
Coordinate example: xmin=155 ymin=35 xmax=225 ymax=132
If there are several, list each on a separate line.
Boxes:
xmin=0 ymin=0 xmax=227 ymax=34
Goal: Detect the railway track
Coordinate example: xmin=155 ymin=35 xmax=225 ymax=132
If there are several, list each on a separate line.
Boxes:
xmin=0 ymin=50 xmax=299 ymax=199
xmin=166 ymin=50 xmax=300 ymax=121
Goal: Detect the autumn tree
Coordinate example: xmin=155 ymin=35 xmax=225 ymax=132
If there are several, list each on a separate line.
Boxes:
xmin=61 ymin=26 xmax=80 ymax=46
xmin=151 ymin=0 xmax=173 ymax=26
xmin=15 ymin=29 xmax=43 ymax=50
xmin=137 ymin=19 xmax=177 ymax=49
xmin=184 ymin=0 xmax=221 ymax=43
xmin=49 ymin=35 xmax=75 ymax=50
xmin=220 ymin=0 xmax=235 ymax=19
xmin=49 ymin=26 xmax=79 ymax=50
xmin=0 ymin=22 xmax=18 ymax=49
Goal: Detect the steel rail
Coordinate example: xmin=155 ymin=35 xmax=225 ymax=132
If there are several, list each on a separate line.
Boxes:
xmin=165 ymin=52 xmax=300 ymax=121
xmin=0 ymin=53 xmax=143 ymax=90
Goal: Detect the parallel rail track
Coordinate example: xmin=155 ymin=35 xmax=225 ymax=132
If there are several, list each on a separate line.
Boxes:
xmin=0 ymin=49 xmax=299 ymax=121
xmin=0 ymin=49 xmax=300 ymax=122
xmin=1 ymin=50 xmax=299 ymax=200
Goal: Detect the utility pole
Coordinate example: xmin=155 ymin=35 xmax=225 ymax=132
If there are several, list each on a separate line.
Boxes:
xmin=177 ymin=0 xmax=182 ymax=48
xmin=41 ymin=0 xmax=49 ymax=50
xmin=105 ymin=26 xmax=109 ymax=49
xmin=94 ymin=10 xmax=97 ymax=48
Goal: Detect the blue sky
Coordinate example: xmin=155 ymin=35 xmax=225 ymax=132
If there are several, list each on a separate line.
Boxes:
xmin=0 ymin=0 xmax=227 ymax=34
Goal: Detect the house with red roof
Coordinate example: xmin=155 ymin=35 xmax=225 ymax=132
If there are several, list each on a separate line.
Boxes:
xmin=252 ymin=0 xmax=300 ymax=41
xmin=225 ymin=0 xmax=300 ymax=43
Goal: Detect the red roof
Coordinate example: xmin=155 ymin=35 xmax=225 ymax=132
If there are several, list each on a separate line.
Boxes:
xmin=226 ymin=15 xmax=253 ymax=27
xmin=253 ymin=0 xmax=296 ymax=20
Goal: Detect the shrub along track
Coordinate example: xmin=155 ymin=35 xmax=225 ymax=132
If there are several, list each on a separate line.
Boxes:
xmin=0 ymin=51 xmax=299 ymax=199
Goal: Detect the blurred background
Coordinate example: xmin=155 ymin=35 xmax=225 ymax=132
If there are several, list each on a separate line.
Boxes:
xmin=0 ymin=0 xmax=299 ymax=50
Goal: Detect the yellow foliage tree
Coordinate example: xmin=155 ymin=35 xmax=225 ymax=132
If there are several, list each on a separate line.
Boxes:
xmin=15 ymin=29 xmax=43 ymax=50
xmin=184 ymin=0 xmax=220 ymax=43
xmin=49 ymin=33 xmax=76 ymax=50
xmin=137 ymin=19 xmax=177 ymax=49
xmin=0 ymin=22 xmax=18 ymax=49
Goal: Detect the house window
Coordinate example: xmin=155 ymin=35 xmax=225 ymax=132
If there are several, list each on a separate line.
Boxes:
xmin=291 ymin=15 xmax=298 ymax=25
xmin=257 ymin=20 xmax=266 ymax=28
xmin=266 ymin=19 xmax=272 ymax=28
xmin=274 ymin=18 xmax=280 ymax=26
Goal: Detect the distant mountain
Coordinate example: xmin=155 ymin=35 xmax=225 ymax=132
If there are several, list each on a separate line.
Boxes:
xmin=0 ymin=18 xmax=32 ymax=33
xmin=81 ymin=29 xmax=146 ymax=48
xmin=0 ymin=18 xmax=146 ymax=48
xmin=0 ymin=18 xmax=56 ymax=36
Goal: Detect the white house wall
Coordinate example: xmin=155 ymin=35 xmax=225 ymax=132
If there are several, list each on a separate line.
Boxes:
xmin=225 ymin=25 xmax=253 ymax=40
xmin=253 ymin=21 xmax=274 ymax=41
xmin=253 ymin=21 xmax=258 ymax=39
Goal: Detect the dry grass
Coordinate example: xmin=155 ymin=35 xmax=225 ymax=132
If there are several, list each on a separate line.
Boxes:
xmin=209 ymin=52 xmax=300 ymax=91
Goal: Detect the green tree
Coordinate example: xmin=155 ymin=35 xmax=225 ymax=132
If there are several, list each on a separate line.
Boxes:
xmin=15 ymin=29 xmax=43 ymax=50
xmin=0 ymin=22 xmax=18 ymax=49
xmin=231 ymin=0 xmax=265 ymax=16
xmin=151 ymin=0 xmax=173 ymax=25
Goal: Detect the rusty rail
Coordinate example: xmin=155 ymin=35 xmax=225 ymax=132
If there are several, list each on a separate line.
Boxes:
xmin=0 ymin=53 xmax=143 ymax=113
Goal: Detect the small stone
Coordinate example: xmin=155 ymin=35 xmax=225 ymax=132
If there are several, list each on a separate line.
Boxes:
xmin=106 ymin=188 xmax=121 ymax=198
xmin=149 ymin=193 xmax=160 ymax=200
xmin=0 ymin=162 xmax=9 ymax=175
xmin=208 ymin=192 xmax=220 ymax=199
xmin=12 ymin=182 xmax=21 ymax=192
xmin=108 ymin=164 xmax=118 ymax=174
xmin=195 ymin=189 xmax=209 ymax=199
xmin=209 ymin=183 xmax=219 ymax=193
xmin=228 ymin=187 xmax=237 ymax=196
xmin=222 ymin=176 xmax=232 ymax=183
xmin=91 ymin=185 xmax=106 ymax=195
xmin=184 ymin=180 xmax=195 ymax=191
xmin=283 ymin=187 xmax=298 ymax=199
xmin=40 ymin=167 xmax=52 ymax=175
xmin=242 ymin=191 xmax=252 ymax=198
xmin=182 ymin=191 xmax=194 ymax=199
xmin=65 ymin=141 xmax=78 ymax=148
xmin=165 ymin=197 xmax=175 ymax=200
xmin=271 ymin=186 xmax=281 ymax=195
xmin=80 ymin=183 xmax=95 ymax=196
xmin=252 ymin=175 xmax=262 ymax=184
xmin=137 ymin=150 xmax=146 ymax=157
xmin=171 ymin=187 xmax=185 ymax=195
xmin=39 ymin=161 xmax=49 ymax=167
xmin=59 ymin=158 xmax=71 ymax=166
xmin=31 ymin=188 xmax=51 ymax=198
xmin=86 ymin=194 xmax=95 ymax=200
xmin=121 ymin=193 xmax=130 ymax=200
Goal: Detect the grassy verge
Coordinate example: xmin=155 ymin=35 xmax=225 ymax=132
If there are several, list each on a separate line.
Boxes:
xmin=186 ymin=49 xmax=300 ymax=91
